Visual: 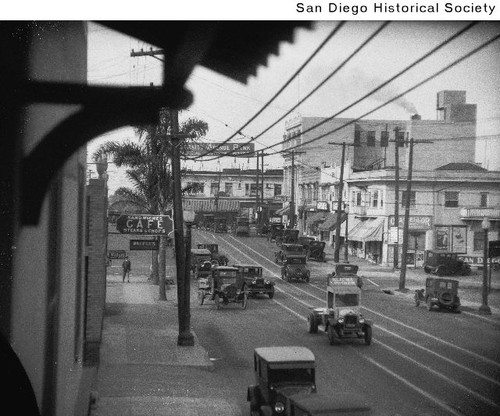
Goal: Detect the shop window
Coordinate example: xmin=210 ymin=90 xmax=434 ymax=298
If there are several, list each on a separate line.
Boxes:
xmin=444 ymin=191 xmax=459 ymax=207
xmin=480 ymin=192 xmax=488 ymax=208
xmin=367 ymin=131 xmax=376 ymax=146
xmin=473 ymin=231 xmax=484 ymax=251
xmin=274 ymin=184 xmax=282 ymax=196
xmin=401 ymin=191 xmax=416 ymax=208
xmin=380 ymin=130 xmax=389 ymax=147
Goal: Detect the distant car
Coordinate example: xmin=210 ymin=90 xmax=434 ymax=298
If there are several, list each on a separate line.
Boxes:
xmin=234 ymin=264 xmax=275 ymax=299
xmin=297 ymin=235 xmax=316 ymax=254
xmin=198 ymin=266 xmax=248 ymax=309
xmin=415 ymin=277 xmax=460 ymax=312
xmin=236 ymin=217 xmax=250 ymax=237
xmin=423 ymin=251 xmax=471 ymax=276
xmin=307 ymin=269 xmax=373 ymax=345
xmin=307 ymin=240 xmax=327 ymax=262
xmin=275 ymin=243 xmax=305 ymax=265
xmin=276 ymin=229 xmax=299 ymax=246
xmin=281 ymin=255 xmax=310 ymax=282
xmin=247 ymin=346 xmax=317 ymax=416
xmin=197 ymin=243 xmax=228 ymax=265
xmin=190 ymin=248 xmax=212 ymax=274
xmin=267 ymin=223 xmax=284 ymax=242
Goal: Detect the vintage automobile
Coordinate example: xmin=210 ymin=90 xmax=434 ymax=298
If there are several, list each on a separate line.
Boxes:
xmin=236 ymin=216 xmax=250 ymax=237
xmin=423 ymin=251 xmax=471 ymax=276
xmin=307 ymin=240 xmax=327 ymax=262
xmin=234 ymin=264 xmax=275 ymax=299
xmin=414 ymin=277 xmax=460 ymax=312
xmin=281 ymin=255 xmax=310 ymax=282
xmin=307 ymin=268 xmax=373 ymax=345
xmin=287 ymin=393 xmax=371 ymax=416
xmin=330 ymin=263 xmax=363 ymax=289
xmin=275 ymin=243 xmax=305 ymax=265
xmin=198 ymin=265 xmax=248 ymax=309
xmin=276 ymin=229 xmax=299 ymax=246
xmin=190 ymin=248 xmax=212 ymax=274
xmin=202 ymin=213 xmax=215 ymax=231
xmin=268 ymin=223 xmax=285 ymax=243
xmin=197 ymin=243 xmax=229 ymax=266
xmin=214 ymin=216 xmax=228 ymax=233
xmin=297 ymin=235 xmax=316 ymax=254
xmin=247 ymin=346 xmax=317 ymax=416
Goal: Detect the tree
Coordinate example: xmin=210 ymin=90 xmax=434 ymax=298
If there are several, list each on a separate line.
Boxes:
xmin=93 ymin=108 xmax=208 ymax=300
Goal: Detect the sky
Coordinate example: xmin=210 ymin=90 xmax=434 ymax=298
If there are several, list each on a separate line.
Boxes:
xmin=85 ymin=17 xmax=500 ymax=193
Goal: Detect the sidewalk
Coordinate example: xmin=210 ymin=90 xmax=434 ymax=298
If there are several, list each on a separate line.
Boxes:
xmin=90 ymin=272 xmax=240 ymax=416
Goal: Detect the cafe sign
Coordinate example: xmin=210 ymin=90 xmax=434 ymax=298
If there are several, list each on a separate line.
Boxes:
xmin=116 ymin=214 xmax=172 ymax=235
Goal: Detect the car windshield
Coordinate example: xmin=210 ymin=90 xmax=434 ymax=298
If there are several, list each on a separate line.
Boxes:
xmin=288 ymin=257 xmax=306 ymax=264
xmin=268 ymin=368 xmax=314 ymax=384
xmin=217 ymin=270 xmax=237 ymax=278
xmin=334 ymin=293 xmax=359 ymax=307
xmin=243 ymin=268 xmax=261 ymax=276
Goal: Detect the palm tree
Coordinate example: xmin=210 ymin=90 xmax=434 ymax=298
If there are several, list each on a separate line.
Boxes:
xmin=93 ymin=108 xmax=208 ymax=300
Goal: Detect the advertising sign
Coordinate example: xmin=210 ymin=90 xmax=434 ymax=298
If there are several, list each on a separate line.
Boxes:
xmin=184 ymin=142 xmax=255 ymax=157
xmin=130 ymin=239 xmax=159 ymax=250
xmin=451 ymin=226 xmax=467 ymax=253
xmin=108 ymin=250 xmax=127 ymax=259
xmin=389 ymin=215 xmax=432 ymax=230
xmin=435 ymin=226 xmax=450 ymax=250
xmin=116 ymin=214 xmax=172 ymax=235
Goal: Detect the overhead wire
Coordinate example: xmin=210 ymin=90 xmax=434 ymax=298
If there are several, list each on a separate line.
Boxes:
xmin=189 ymin=21 xmax=347 ymax=160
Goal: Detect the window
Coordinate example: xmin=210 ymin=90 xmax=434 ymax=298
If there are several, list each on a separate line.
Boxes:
xmin=480 ymin=193 xmax=488 ymax=208
xmin=372 ymin=190 xmax=379 ymax=208
xmin=396 ymin=130 xmax=406 ymax=147
xmin=225 ymin=182 xmax=233 ymax=196
xmin=474 ymin=231 xmax=484 ymax=251
xmin=401 ymin=191 xmax=416 ymax=208
xmin=210 ymin=182 xmax=219 ymax=196
xmin=444 ymin=191 xmax=459 ymax=208
xmin=380 ymin=130 xmax=389 ymax=147
xmin=367 ymin=131 xmax=376 ymax=147
xmin=354 ymin=130 xmax=361 ymax=146
xmin=356 ymin=192 xmax=362 ymax=206
xmin=245 ymin=183 xmax=257 ymax=197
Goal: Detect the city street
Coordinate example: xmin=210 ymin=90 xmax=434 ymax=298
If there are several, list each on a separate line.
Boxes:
xmin=188 ymin=229 xmax=500 ymax=415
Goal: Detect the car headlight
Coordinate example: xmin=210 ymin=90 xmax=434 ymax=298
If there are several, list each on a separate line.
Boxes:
xmin=252 ymin=279 xmax=257 ymax=285
xmin=338 ymin=318 xmax=344 ymax=324
xmin=359 ymin=318 xmax=365 ymax=324
xmin=264 ymin=280 xmax=271 ymax=285
xmin=274 ymin=402 xmax=285 ymax=413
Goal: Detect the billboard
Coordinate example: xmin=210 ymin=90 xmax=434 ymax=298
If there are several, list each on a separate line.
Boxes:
xmin=184 ymin=142 xmax=255 ymax=157
xmin=116 ymin=214 xmax=172 ymax=235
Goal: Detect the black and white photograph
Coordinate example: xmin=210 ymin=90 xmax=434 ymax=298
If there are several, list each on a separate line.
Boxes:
xmin=1 ymin=4 xmax=500 ymax=416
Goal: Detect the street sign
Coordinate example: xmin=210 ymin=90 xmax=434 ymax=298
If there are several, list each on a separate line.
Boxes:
xmin=130 ymin=239 xmax=159 ymax=250
xmin=108 ymin=250 xmax=127 ymax=259
xmin=116 ymin=214 xmax=173 ymax=235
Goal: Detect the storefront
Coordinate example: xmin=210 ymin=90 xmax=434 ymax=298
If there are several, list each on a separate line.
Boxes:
xmin=348 ymin=217 xmax=385 ymax=263
xmin=387 ymin=215 xmax=432 ymax=268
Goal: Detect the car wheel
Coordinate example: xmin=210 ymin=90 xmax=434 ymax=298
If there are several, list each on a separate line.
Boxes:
xmin=242 ymin=291 xmax=248 ymax=310
xmin=287 ymin=274 xmax=292 ymax=283
xmin=438 ymin=291 xmax=453 ymax=306
xmin=327 ymin=324 xmax=337 ymax=345
xmin=321 ymin=253 xmax=326 ymax=262
xmin=214 ymin=294 xmax=221 ymax=310
xmin=307 ymin=312 xmax=318 ymax=334
xmin=268 ymin=289 xmax=274 ymax=299
xmin=426 ymin=296 xmax=433 ymax=311
xmin=414 ymin=292 xmax=420 ymax=307
xmin=198 ymin=291 xmax=205 ymax=305
xmin=436 ymin=265 xmax=446 ymax=276
xmin=424 ymin=265 xmax=431 ymax=274
xmin=364 ymin=325 xmax=372 ymax=345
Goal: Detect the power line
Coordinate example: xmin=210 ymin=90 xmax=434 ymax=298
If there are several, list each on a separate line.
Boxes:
xmin=191 ymin=22 xmax=346 ymax=160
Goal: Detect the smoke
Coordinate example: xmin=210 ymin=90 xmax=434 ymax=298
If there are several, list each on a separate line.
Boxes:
xmin=349 ymin=69 xmax=418 ymax=115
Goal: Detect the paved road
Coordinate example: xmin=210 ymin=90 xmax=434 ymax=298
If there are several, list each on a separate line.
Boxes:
xmin=191 ymin=229 xmax=500 ymax=416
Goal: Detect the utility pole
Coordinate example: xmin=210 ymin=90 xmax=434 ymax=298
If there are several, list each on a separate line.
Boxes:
xmin=169 ymin=109 xmax=194 ymax=346
xmin=261 ymin=151 xmax=265 ymax=229
xmin=255 ymin=150 xmax=260 ymax=231
xmin=329 ymin=142 xmax=355 ymax=263
xmin=399 ymin=137 xmax=432 ymax=291
xmin=290 ymin=150 xmax=296 ymax=229
xmin=393 ymin=127 xmax=401 ymax=270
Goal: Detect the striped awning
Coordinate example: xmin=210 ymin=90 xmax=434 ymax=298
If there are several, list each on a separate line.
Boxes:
xmin=182 ymin=198 xmax=239 ymax=212
xmin=348 ymin=217 xmax=384 ymax=242
xmin=275 ymin=205 xmax=290 ymax=216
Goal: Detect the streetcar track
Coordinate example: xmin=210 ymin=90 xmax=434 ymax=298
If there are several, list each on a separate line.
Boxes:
xmin=194 ymin=231 xmax=500 ymax=409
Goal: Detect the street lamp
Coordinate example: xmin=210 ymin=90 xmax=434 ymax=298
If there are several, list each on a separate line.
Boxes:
xmin=479 ymin=217 xmax=492 ymax=315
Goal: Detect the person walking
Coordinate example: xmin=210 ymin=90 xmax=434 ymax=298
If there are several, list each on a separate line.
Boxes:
xmin=122 ymin=256 xmax=131 ymax=282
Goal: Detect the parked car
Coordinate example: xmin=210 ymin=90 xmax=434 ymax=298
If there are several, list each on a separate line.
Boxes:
xmin=287 ymin=393 xmax=371 ymax=416
xmin=275 ymin=243 xmax=305 ymax=265
xmin=281 ymin=255 xmax=310 ymax=282
xmin=330 ymin=263 xmax=363 ymax=289
xmin=214 ymin=216 xmax=228 ymax=233
xmin=297 ymin=235 xmax=316 ymax=254
xmin=190 ymin=248 xmax=212 ymax=274
xmin=247 ymin=346 xmax=317 ymax=416
xmin=307 ymin=269 xmax=373 ymax=345
xmin=267 ymin=223 xmax=285 ymax=243
xmin=198 ymin=265 xmax=248 ymax=309
xmin=307 ymin=240 xmax=327 ymax=262
xmin=423 ymin=251 xmax=471 ymax=276
xmin=197 ymin=243 xmax=229 ymax=265
xmin=414 ymin=277 xmax=460 ymax=312
xmin=234 ymin=264 xmax=275 ymax=299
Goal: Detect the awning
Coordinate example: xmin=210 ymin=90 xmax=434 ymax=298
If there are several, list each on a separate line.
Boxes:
xmin=275 ymin=205 xmax=289 ymax=216
xmin=340 ymin=216 xmax=362 ymax=237
xmin=306 ymin=212 xmax=327 ymax=227
xmin=348 ymin=217 xmax=384 ymax=242
xmin=318 ymin=212 xmax=346 ymax=231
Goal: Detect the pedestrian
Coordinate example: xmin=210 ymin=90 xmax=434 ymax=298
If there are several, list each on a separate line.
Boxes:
xmin=122 ymin=256 xmax=131 ymax=282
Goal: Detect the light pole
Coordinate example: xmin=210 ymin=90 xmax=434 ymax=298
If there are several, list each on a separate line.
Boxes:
xmin=479 ymin=217 xmax=492 ymax=315
xmin=343 ymin=204 xmax=349 ymax=263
